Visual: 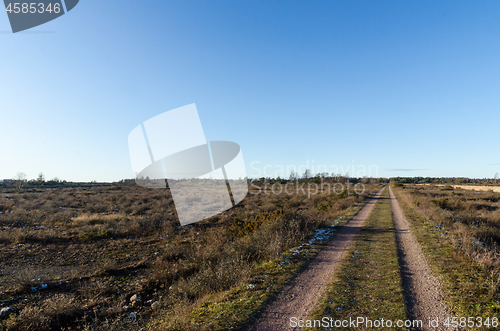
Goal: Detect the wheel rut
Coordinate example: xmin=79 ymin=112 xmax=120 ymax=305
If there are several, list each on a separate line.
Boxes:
xmin=390 ymin=186 xmax=454 ymax=331
xmin=246 ymin=187 xmax=385 ymax=331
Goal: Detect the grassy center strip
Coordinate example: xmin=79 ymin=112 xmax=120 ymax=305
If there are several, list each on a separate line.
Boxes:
xmin=304 ymin=187 xmax=407 ymax=330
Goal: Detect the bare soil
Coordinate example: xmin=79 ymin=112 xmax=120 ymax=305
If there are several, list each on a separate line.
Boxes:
xmin=246 ymin=188 xmax=385 ymax=331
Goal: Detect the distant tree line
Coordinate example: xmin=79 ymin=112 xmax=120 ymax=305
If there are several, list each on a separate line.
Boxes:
xmin=391 ymin=174 xmax=500 ymax=185
xmin=0 ymin=172 xmax=114 ymax=189
xmin=251 ymin=170 xmax=389 ymax=185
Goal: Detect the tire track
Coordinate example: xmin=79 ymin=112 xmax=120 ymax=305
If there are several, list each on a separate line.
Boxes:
xmin=389 ymin=186 xmax=454 ymax=331
xmin=246 ymin=187 xmax=385 ymax=331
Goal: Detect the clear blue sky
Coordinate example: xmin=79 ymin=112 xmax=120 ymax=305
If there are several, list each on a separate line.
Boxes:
xmin=1 ymin=0 xmax=500 ymax=182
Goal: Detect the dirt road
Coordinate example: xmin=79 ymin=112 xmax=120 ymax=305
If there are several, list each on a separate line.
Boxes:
xmin=246 ymin=187 xmax=385 ymax=331
xmin=389 ymin=187 xmax=453 ymax=331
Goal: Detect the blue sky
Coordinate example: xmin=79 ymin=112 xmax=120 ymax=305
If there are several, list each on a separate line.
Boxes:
xmin=1 ymin=0 xmax=500 ymax=181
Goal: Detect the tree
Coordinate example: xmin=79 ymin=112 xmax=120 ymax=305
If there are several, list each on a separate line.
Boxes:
xmin=15 ymin=172 xmax=27 ymax=189
xmin=289 ymin=171 xmax=297 ymax=181
xmin=303 ymin=169 xmax=312 ymax=181
xmin=495 ymin=173 xmax=499 ymax=185
xmin=37 ymin=172 xmax=45 ymax=185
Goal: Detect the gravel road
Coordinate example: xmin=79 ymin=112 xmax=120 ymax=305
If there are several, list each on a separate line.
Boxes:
xmin=390 ymin=186 xmax=454 ymax=331
xmin=246 ymin=187 xmax=385 ymax=331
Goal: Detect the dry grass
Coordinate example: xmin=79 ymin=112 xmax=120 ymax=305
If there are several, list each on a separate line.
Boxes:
xmin=393 ymin=183 xmax=500 ymax=320
xmin=395 ymin=184 xmax=500 ymax=255
xmin=438 ymin=184 xmax=500 ymax=193
xmin=0 ymin=180 xmax=381 ymax=330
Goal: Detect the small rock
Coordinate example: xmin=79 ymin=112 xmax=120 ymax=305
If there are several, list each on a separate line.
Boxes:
xmin=0 ymin=307 xmax=14 ymax=316
xmin=122 ymin=305 xmax=130 ymax=310
xmin=151 ymin=301 xmax=160 ymax=309
xmin=146 ymin=300 xmax=153 ymax=304
xmin=130 ymin=294 xmax=142 ymax=303
xmin=129 ymin=312 xmax=137 ymax=319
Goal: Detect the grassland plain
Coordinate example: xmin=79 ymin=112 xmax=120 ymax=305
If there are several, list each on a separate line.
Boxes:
xmin=0 ymin=179 xmax=382 ymax=330
xmin=435 ymin=185 xmax=500 ymax=194
xmin=304 ymin=187 xmax=407 ymax=330
xmin=393 ymin=184 xmax=500 ymax=329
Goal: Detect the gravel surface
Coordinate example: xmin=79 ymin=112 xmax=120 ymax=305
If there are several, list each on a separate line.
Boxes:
xmin=390 ymin=186 xmax=455 ymax=331
xmin=246 ymin=188 xmax=385 ymax=331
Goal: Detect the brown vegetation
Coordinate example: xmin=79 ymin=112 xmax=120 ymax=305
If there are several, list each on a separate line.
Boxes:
xmin=0 ymin=179 xmax=381 ymax=330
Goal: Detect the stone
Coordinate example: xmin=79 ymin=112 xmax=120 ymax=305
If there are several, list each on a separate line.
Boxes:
xmin=130 ymin=294 xmax=142 ymax=303
xmin=0 ymin=307 xmax=14 ymax=316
